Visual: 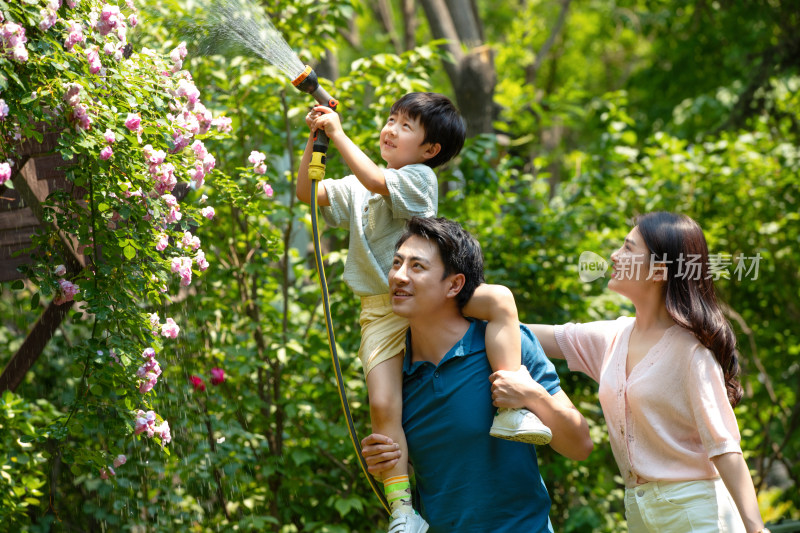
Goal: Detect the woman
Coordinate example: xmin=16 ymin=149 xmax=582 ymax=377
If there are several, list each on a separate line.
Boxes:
xmin=491 ymin=212 xmax=767 ymax=533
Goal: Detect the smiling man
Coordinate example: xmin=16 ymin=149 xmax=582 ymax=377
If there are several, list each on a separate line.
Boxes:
xmin=361 ymin=216 xmax=593 ymax=532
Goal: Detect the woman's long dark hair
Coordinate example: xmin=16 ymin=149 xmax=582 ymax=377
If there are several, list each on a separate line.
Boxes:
xmin=637 ymin=212 xmax=743 ymax=407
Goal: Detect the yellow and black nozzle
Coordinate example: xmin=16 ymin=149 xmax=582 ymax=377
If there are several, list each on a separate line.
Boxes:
xmin=293 ymin=65 xmax=338 ymax=182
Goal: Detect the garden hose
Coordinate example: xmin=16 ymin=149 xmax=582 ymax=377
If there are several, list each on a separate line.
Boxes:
xmin=294 ymin=66 xmax=391 ymax=514
xmin=308 ymin=180 xmax=390 ymax=515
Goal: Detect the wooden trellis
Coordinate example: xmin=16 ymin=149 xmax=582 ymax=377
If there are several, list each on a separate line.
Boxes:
xmin=0 ymin=129 xmax=85 ymax=392
xmin=0 ymin=129 xmax=192 ymax=392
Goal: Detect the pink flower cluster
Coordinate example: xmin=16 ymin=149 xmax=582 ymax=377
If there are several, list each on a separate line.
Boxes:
xmin=136 ymin=347 xmax=162 ymax=393
xmin=190 ymin=367 xmax=225 ymax=392
xmin=0 ymin=161 xmax=11 ymax=186
xmin=134 ymin=410 xmax=171 ymax=444
xmin=155 ymin=232 xmax=169 ymax=251
xmin=161 ymin=317 xmax=180 ymax=338
xmin=1 ymin=20 xmax=28 ymax=62
xmin=196 ymin=249 xmax=209 ymax=271
xmin=170 ymin=255 xmax=193 ymax=286
xmin=200 ymin=206 xmax=215 ymax=220
xmin=147 ymin=312 xmax=180 ymax=338
xmin=188 ymin=140 xmax=215 ymax=188
xmin=179 ymin=231 xmax=201 ymax=250
xmin=53 ymin=266 xmax=80 ymax=305
xmin=100 ymin=453 xmax=127 ymax=479
xmin=141 ymin=145 xmax=178 ymax=194
xmin=210 ymin=367 xmax=225 ymax=385
xmin=125 ymin=112 xmax=142 ymax=135
xmin=99 ymin=128 xmax=116 ymax=160
xmin=86 ymin=46 xmax=102 ymax=75
xmin=38 ymin=4 xmax=58 ymax=32
xmin=97 ymin=4 xmax=124 ymax=37
xmin=63 ymin=82 xmax=92 ymax=131
xmin=64 ymin=20 xmax=85 ymax=52
xmin=161 ymin=193 xmax=181 ymax=223
xmin=260 ymin=181 xmax=274 ymax=198
xmin=169 ymin=42 xmax=187 ymax=73
xmin=190 ymin=375 xmax=205 ymax=392
xmin=248 ymin=151 xmax=267 ymax=175
xmin=213 ymin=116 xmax=232 ymax=133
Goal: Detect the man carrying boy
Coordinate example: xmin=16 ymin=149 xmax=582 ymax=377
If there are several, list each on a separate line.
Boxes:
xmin=297 ymin=94 xmax=552 ymax=532
xmin=361 ymin=216 xmax=594 ymax=532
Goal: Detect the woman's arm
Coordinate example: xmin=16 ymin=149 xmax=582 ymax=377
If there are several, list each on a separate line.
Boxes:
xmin=711 ymin=452 xmax=765 ymax=533
xmin=523 ymin=324 xmax=564 ymax=359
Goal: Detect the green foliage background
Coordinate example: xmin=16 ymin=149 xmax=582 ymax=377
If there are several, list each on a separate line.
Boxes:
xmin=1 ymin=0 xmax=798 ymax=531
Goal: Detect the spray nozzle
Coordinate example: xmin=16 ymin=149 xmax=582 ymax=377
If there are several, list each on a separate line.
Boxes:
xmin=292 ymin=65 xmax=338 ymax=109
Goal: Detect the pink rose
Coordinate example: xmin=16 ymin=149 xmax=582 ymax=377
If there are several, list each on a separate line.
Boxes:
xmin=124 ymin=113 xmax=141 ymax=132
xmin=210 ymin=367 xmax=225 ymax=386
xmin=190 ymin=375 xmax=205 ymax=392
xmin=160 ymin=317 xmax=180 ymax=338
xmin=155 ymin=233 xmax=169 ymax=251
xmin=0 ymin=162 xmax=11 ymax=185
xmin=99 ymin=146 xmax=113 ymax=160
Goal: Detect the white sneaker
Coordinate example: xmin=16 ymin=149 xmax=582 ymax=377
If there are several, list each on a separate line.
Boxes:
xmin=490 ymin=407 xmax=552 ymax=445
xmin=388 ymin=509 xmax=429 ymax=533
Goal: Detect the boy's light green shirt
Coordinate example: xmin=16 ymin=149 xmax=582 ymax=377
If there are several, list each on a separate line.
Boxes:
xmin=321 ymin=163 xmax=438 ymax=296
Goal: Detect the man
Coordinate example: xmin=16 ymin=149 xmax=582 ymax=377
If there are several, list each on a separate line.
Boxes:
xmin=361 ymin=216 xmax=593 ymax=532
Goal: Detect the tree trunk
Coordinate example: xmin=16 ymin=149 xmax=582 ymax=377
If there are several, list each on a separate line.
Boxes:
xmin=401 ymin=0 xmax=418 ymax=51
xmin=417 ymin=0 xmax=496 ymax=136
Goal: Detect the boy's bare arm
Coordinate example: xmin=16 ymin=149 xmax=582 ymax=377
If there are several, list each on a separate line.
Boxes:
xmin=311 ymin=106 xmax=389 ymax=196
xmin=463 ymin=284 xmax=521 ymax=371
xmin=297 ymin=111 xmax=331 ymax=206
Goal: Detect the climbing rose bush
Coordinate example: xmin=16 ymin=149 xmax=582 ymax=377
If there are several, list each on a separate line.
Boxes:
xmin=0 ymin=0 xmax=232 ymax=490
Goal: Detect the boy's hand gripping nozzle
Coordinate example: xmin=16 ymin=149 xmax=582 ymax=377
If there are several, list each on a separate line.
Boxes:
xmin=292 ymin=66 xmax=338 ymax=181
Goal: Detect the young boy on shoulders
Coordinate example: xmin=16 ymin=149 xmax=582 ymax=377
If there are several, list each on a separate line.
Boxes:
xmin=297 ymin=92 xmax=551 ymax=533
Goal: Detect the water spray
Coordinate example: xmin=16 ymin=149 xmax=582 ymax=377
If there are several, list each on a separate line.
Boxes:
xmin=201 ymin=0 xmax=388 ymax=514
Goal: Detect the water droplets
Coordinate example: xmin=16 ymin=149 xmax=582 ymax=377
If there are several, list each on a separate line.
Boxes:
xmin=202 ymin=0 xmax=305 ymax=80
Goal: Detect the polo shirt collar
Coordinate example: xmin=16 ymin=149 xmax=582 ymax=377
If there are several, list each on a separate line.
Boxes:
xmin=403 ymin=318 xmax=484 ymax=375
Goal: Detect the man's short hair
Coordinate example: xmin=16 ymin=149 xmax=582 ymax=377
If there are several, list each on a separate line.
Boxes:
xmin=390 ymin=93 xmax=466 ymax=169
xmin=396 ymin=216 xmax=484 ymax=310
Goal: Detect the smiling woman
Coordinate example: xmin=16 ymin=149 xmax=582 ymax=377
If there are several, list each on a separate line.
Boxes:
xmin=520 ymin=211 xmax=766 ymax=533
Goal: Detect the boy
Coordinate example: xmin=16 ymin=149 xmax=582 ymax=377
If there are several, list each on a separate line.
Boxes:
xmin=297 ymin=93 xmax=551 ymax=533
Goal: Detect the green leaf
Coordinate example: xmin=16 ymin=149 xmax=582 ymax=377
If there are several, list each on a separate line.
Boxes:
xmin=11 ymin=280 xmax=24 ymax=290
xmin=123 ymin=245 xmax=136 ymax=260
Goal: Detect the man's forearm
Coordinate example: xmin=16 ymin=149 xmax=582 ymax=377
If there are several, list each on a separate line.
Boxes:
xmin=528 ymin=390 xmax=592 ymax=461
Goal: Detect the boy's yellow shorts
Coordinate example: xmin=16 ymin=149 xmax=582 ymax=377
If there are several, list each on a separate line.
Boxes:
xmin=358 ymin=294 xmax=409 ymax=378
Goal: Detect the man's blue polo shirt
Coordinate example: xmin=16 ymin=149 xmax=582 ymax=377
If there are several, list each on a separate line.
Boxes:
xmin=402 ymin=320 xmax=560 ymax=533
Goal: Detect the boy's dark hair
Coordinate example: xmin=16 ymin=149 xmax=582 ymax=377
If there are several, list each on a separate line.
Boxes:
xmin=396 ymin=216 xmax=484 ymax=310
xmin=390 ymin=93 xmax=466 ymax=169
